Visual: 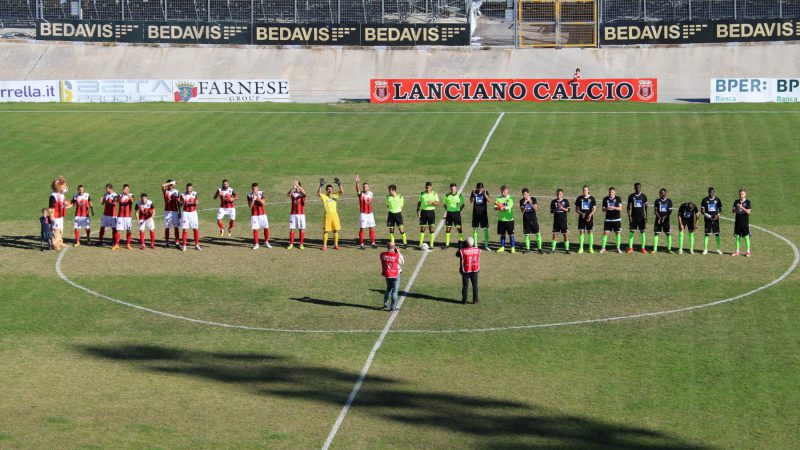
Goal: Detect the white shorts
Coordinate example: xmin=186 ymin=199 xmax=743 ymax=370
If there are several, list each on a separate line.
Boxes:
xmin=74 ymin=217 xmax=90 ymax=229
xmin=181 ymin=211 xmax=199 ymax=229
xmin=164 ymin=211 xmax=180 ymax=228
xmin=138 ymin=218 xmax=155 ymax=231
xmin=52 ymin=217 xmax=64 ymax=230
xmin=289 ymin=214 xmax=306 ymax=230
xmin=216 ymin=207 xmax=236 ymax=221
xmin=251 ymin=215 xmax=269 ymax=230
xmin=101 ymin=215 xmax=116 ymax=228
xmin=116 ymin=217 xmax=133 ymax=231
xmin=359 ymin=213 xmax=376 ymax=229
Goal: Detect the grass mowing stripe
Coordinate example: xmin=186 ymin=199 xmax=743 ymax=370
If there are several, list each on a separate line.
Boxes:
xmin=2 ymin=110 xmax=800 ymax=115
xmin=321 ymin=112 xmax=506 ymax=450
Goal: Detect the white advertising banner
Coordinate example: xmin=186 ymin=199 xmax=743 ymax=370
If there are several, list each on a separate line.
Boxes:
xmin=60 ymin=79 xmax=174 ymax=102
xmin=59 ymin=79 xmax=290 ymax=102
xmin=710 ymin=78 xmax=800 ymax=103
xmin=0 ymin=80 xmax=60 ymax=102
xmin=172 ymin=80 xmax=290 ymax=102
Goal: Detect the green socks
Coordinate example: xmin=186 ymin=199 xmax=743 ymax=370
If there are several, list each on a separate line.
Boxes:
xmin=525 ymin=235 xmax=531 ymax=250
xmin=667 ymin=234 xmax=672 ymax=250
xmin=653 ymin=235 xmax=659 ymax=251
xmin=419 ymin=233 xmax=425 ymax=246
xmin=602 ymin=235 xmax=608 ymax=248
xmin=484 ymin=228 xmax=489 ymax=246
xmin=628 ymin=231 xmax=635 ymax=246
xmin=401 ymin=232 xmax=407 ymax=245
xmin=445 ymin=232 xmax=450 ymax=247
xmin=703 ymin=235 xmax=709 ymax=251
xmin=735 ymin=235 xmax=740 ymax=252
xmin=390 ymin=233 xmax=395 ymax=244
xmin=715 ymin=235 xmax=721 ymax=250
xmin=429 ymin=234 xmax=435 ymax=248
xmin=473 ymin=229 xmax=478 ymax=242
xmin=589 ymin=233 xmax=594 ymax=249
xmin=536 ymin=234 xmax=542 ymax=249
xmin=579 ymin=234 xmax=585 ymax=250
xmin=745 ymin=235 xmax=751 ymax=252
xmin=690 ymin=233 xmax=695 ymax=249
xmin=551 ymin=240 xmax=557 ymax=251
xmin=679 ymin=231 xmax=684 ymax=249
xmin=564 ymin=240 xmax=570 ymax=251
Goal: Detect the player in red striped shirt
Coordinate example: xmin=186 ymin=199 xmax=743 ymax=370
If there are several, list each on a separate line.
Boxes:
xmin=287 ymin=180 xmax=306 ymax=250
xmin=136 ymin=193 xmax=156 ymax=249
xmin=111 ymin=184 xmax=135 ymax=251
xmin=355 ymin=175 xmax=377 ymax=249
xmin=179 ymin=183 xmax=200 ymax=251
xmin=248 ymin=182 xmax=271 ymax=250
xmin=98 ymin=184 xmax=118 ymax=246
xmin=70 ymin=184 xmax=93 ymax=246
xmin=161 ymin=179 xmax=181 ymax=248
xmin=214 ymin=179 xmax=238 ymax=236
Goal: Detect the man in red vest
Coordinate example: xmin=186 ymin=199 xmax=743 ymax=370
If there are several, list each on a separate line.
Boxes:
xmin=379 ymin=242 xmax=404 ymax=311
xmin=457 ymin=236 xmax=481 ymax=304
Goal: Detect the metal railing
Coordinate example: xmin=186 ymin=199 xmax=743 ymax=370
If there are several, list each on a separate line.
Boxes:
xmin=601 ymin=0 xmax=800 ymax=22
xmin=0 ymin=0 xmax=469 ymax=26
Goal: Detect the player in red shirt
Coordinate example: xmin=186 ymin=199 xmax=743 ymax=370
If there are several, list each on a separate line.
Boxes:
xmin=179 ymin=183 xmax=201 ymax=251
xmin=214 ymin=179 xmax=238 ymax=236
xmin=111 ymin=184 xmax=135 ymax=250
xmin=287 ymin=180 xmax=306 ymax=250
xmin=248 ymin=182 xmax=271 ymax=250
xmin=355 ymin=174 xmax=377 ymax=249
xmin=456 ymin=236 xmax=481 ymax=304
xmin=136 ymin=193 xmax=156 ymax=249
xmin=70 ymin=184 xmax=94 ymax=246
xmin=161 ymin=179 xmax=181 ymax=248
xmin=98 ymin=183 xmax=118 ymax=246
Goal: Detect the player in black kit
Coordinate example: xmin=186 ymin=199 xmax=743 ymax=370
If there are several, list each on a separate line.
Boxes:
xmin=652 ymin=188 xmax=673 ymax=253
xmin=627 ymin=182 xmax=648 ymax=253
xmin=470 ymin=183 xmax=492 ymax=250
xmin=732 ymin=188 xmax=752 ymax=257
xmin=701 ymin=187 xmax=723 ymax=255
xmin=549 ymin=188 xmax=570 ymax=254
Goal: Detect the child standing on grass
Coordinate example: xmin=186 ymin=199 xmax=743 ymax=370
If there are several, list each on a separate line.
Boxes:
xmin=40 ymin=208 xmax=53 ymax=251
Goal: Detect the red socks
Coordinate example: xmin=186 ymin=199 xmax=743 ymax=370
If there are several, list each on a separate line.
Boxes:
xmin=150 ymin=231 xmax=155 ymax=246
xmin=174 ymin=227 xmax=179 ymax=245
xmin=217 ymin=220 xmax=224 ymax=230
xmin=193 ymin=229 xmax=199 ymax=246
xmin=300 ymin=230 xmax=305 ymax=245
xmin=182 ymin=230 xmax=188 ymax=247
xmin=125 ymin=232 xmax=131 ymax=247
xmin=369 ymin=228 xmax=375 ymax=245
xmin=253 ymin=230 xmax=260 ymax=246
xmin=359 ymin=229 xmax=364 ymax=245
xmin=228 ymin=220 xmax=234 ymax=231
xmin=263 ymin=229 xmax=269 ymax=242
xmin=113 ymin=231 xmax=120 ymax=246
xmin=289 ymin=230 xmax=295 ymax=244
xmin=140 ymin=231 xmax=145 ymax=245
xmin=75 ymin=229 xmax=80 ymax=242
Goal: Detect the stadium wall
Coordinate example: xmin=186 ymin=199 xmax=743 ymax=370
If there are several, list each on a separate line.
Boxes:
xmin=1 ymin=41 xmax=798 ymax=102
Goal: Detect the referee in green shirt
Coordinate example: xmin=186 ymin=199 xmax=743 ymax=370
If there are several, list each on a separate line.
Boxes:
xmin=443 ymin=183 xmax=465 ymax=249
xmin=494 ymin=185 xmax=516 ymax=253
xmin=386 ymin=184 xmax=407 ymax=248
xmin=417 ymin=181 xmax=440 ymax=250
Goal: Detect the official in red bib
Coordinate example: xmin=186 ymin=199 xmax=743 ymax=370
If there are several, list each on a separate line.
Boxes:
xmin=456 ymin=236 xmax=481 ymax=304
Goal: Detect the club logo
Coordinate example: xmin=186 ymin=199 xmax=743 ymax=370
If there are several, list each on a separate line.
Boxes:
xmin=174 ymin=81 xmax=198 ymax=102
xmin=373 ymin=80 xmax=390 ymax=102
xmin=637 ymin=80 xmax=654 ymax=100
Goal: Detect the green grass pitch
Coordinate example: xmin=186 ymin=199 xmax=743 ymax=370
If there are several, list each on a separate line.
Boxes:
xmin=1 ymin=101 xmax=799 ymax=449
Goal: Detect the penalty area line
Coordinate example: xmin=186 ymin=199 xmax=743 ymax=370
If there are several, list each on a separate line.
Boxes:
xmin=320 ymin=112 xmax=506 ymax=450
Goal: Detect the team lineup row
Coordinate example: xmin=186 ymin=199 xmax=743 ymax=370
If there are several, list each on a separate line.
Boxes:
xmin=43 ymin=178 xmax=754 ymax=256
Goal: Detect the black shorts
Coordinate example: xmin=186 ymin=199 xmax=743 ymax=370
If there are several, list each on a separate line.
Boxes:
xmin=604 ymin=220 xmax=621 ymax=232
xmin=679 ymin=220 xmax=696 ymax=232
xmin=629 ymin=217 xmax=646 ymax=232
xmin=654 ymin=219 xmax=671 ymax=234
xmin=704 ymin=219 xmax=720 ymax=235
xmin=445 ymin=211 xmax=462 ymax=227
xmin=522 ymin=215 xmax=540 ymax=235
xmin=472 ymin=210 xmax=489 ymax=228
xmin=497 ymin=220 xmax=515 ymax=235
xmin=552 ymin=219 xmax=568 ymax=234
xmin=734 ymin=220 xmax=750 ymax=237
xmin=419 ymin=210 xmax=436 ymax=226
xmin=578 ymin=216 xmax=594 ymax=231
xmin=387 ymin=212 xmax=404 ymax=227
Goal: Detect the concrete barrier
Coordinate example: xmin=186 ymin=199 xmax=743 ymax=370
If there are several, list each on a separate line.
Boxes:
xmin=1 ymin=40 xmax=798 ymax=102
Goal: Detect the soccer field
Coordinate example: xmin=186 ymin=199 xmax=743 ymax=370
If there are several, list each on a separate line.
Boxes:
xmin=1 ymin=101 xmax=799 ymax=449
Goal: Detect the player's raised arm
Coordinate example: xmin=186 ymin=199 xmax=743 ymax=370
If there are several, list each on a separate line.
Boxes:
xmin=335 ymin=177 xmax=344 ymax=195
xmin=295 ymin=181 xmax=306 ymax=197
xmin=355 ymin=175 xmax=361 ymax=196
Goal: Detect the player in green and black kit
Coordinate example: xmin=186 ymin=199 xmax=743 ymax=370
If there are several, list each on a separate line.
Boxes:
xmin=519 ymin=188 xmax=542 ymax=254
xmin=470 ymin=183 xmax=492 ymax=250
xmin=575 ymin=185 xmax=596 ymax=254
xmin=626 ymin=182 xmax=648 ymax=254
xmin=386 ymin=184 xmax=407 ymax=248
xmin=549 ymin=188 xmax=570 ymax=254
xmin=700 ymin=187 xmax=723 ymax=255
xmin=732 ymin=188 xmax=752 ymax=257
xmin=494 ymin=185 xmax=515 ymax=253
xmin=677 ymin=201 xmax=699 ymax=254
xmin=416 ymin=181 xmax=440 ymax=250
xmin=652 ymin=188 xmax=673 ymax=253
xmin=601 ymin=187 xmax=624 ymax=253
xmin=443 ymin=183 xmax=465 ymax=249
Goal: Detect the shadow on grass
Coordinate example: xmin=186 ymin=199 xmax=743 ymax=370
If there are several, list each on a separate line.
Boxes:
xmin=78 ymin=344 xmax=710 ymax=449
xmin=0 ymin=234 xmax=42 ymax=250
xmin=288 ymin=296 xmax=380 ymax=310
xmin=368 ymin=289 xmax=462 ymax=304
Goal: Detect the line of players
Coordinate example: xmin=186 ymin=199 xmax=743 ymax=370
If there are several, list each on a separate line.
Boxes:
xmin=47 ymin=178 xmax=753 ymax=256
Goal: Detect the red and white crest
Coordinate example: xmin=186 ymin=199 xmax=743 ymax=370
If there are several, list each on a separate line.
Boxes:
xmin=637 ymin=80 xmax=654 ymax=101
xmin=374 ymin=81 xmax=390 ymax=102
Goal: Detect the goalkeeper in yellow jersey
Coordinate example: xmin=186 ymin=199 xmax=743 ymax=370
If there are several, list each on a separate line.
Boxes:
xmin=386 ymin=184 xmax=408 ymax=249
xmin=318 ymin=177 xmax=343 ymax=250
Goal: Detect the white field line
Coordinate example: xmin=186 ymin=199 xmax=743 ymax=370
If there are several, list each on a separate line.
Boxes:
xmin=319 ymin=112 xmax=506 ymax=450
xmin=3 ymin=110 xmax=800 ymax=115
